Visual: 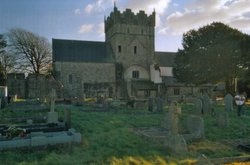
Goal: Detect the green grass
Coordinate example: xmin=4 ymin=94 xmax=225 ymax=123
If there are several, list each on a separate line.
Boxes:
xmin=1 ymin=103 xmax=250 ymax=164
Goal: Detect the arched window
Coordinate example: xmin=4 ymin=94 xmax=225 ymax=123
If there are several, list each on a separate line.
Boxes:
xmin=132 ymin=70 xmax=139 ymax=79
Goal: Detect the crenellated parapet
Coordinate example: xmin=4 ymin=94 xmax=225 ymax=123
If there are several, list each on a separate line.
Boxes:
xmin=105 ymin=6 xmax=155 ymax=32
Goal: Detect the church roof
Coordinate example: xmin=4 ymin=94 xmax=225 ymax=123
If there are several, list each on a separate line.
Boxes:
xmin=52 ymin=39 xmax=114 ymax=63
xmin=155 ymin=51 xmax=176 ymax=67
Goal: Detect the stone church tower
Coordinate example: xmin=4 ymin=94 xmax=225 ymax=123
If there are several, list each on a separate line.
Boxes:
xmin=105 ymin=6 xmax=156 ymax=97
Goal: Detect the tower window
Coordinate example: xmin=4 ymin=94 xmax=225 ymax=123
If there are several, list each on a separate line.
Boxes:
xmin=118 ymin=45 xmax=122 ymax=53
xmin=134 ymin=46 xmax=137 ymax=54
xmin=132 ymin=70 xmax=139 ymax=79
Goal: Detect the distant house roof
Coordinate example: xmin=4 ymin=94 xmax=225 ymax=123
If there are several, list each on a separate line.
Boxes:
xmin=52 ymin=39 xmax=114 ymax=63
xmin=155 ymin=51 xmax=176 ymax=67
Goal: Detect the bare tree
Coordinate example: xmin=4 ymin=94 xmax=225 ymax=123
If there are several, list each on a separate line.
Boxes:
xmin=0 ymin=51 xmax=15 ymax=79
xmin=8 ymin=28 xmax=52 ymax=74
xmin=0 ymin=34 xmax=8 ymax=85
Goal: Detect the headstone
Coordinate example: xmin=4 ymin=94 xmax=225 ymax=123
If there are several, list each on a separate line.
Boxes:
xmin=224 ymin=93 xmax=234 ymax=112
xmin=186 ymin=115 xmax=204 ymax=139
xmin=168 ymin=102 xmax=180 ymax=135
xmin=64 ymin=109 xmax=71 ymax=129
xmin=47 ymin=112 xmax=58 ymax=123
xmin=164 ymin=134 xmax=187 ymax=154
xmin=148 ymin=97 xmax=154 ymax=112
xmin=216 ymin=111 xmax=229 ymax=128
xmin=202 ymin=93 xmax=212 ymax=115
xmin=47 ymin=89 xmax=58 ymax=123
xmin=194 ymin=98 xmax=203 ymax=115
xmin=49 ymin=88 xmax=57 ymax=112
xmin=156 ymin=97 xmax=164 ymax=113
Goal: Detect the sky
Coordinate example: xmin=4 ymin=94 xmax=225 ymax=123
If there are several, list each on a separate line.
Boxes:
xmin=0 ymin=0 xmax=250 ymax=52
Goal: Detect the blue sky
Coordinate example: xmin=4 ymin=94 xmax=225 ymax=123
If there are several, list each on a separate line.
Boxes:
xmin=1 ymin=0 xmax=250 ymax=52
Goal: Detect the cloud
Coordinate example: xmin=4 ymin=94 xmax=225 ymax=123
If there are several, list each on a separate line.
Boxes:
xmin=163 ymin=0 xmax=250 ymax=35
xmin=84 ymin=0 xmax=115 ymax=14
xmin=74 ymin=9 xmax=81 ymax=15
xmin=78 ymin=24 xmax=94 ymax=33
xmin=125 ymin=0 xmax=171 ymax=15
xmin=85 ymin=4 xmax=94 ymax=14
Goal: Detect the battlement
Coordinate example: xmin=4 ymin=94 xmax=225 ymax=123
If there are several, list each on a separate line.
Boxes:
xmin=105 ymin=6 xmax=155 ymax=32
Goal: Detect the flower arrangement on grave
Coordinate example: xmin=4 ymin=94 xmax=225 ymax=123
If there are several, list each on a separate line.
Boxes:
xmin=5 ymin=125 xmax=26 ymax=139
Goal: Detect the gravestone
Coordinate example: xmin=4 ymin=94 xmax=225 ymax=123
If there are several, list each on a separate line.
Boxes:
xmin=224 ymin=93 xmax=234 ymax=112
xmin=186 ymin=115 xmax=205 ymax=141
xmin=202 ymin=93 xmax=212 ymax=115
xmin=164 ymin=134 xmax=187 ymax=154
xmin=148 ymin=97 xmax=154 ymax=112
xmin=156 ymin=97 xmax=164 ymax=113
xmin=164 ymin=102 xmax=187 ymax=154
xmin=47 ymin=89 xmax=58 ymax=123
xmin=168 ymin=102 xmax=180 ymax=135
xmin=194 ymin=98 xmax=203 ymax=115
xmin=64 ymin=109 xmax=71 ymax=129
xmin=216 ymin=111 xmax=229 ymax=128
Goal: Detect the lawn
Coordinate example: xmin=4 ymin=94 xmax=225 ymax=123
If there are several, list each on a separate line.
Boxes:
xmin=1 ymin=102 xmax=250 ymax=165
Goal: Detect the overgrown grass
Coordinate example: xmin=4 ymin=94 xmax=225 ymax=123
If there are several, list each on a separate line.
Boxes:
xmin=0 ymin=103 xmax=250 ymax=164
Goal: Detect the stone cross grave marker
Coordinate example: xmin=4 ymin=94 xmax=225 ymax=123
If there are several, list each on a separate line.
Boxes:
xmin=47 ymin=88 xmax=58 ymax=123
xmin=49 ymin=88 xmax=57 ymax=112
xmin=168 ymin=101 xmax=180 ymax=135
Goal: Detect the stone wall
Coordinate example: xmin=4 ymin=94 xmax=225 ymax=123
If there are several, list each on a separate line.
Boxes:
xmin=7 ymin=73 xmax=62 ymax=99
xmin=165 ymin=85 xmax=215 ymax=102
xmin=7 ymin=73 xmax=26 ymax=98
xmin=54 ymin=62 xmax=116 ymax=98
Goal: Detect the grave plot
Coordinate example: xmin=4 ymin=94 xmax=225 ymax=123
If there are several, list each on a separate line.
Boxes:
xmin=133 ymin=97 xmax=250 ymax=164
xmin=0 ymin=89 xmax=81 ymax=151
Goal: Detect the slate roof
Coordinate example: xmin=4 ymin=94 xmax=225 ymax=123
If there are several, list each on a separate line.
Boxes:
xmin=52 ymin=39 xmax=114 ymax=63
xmin=155 ymin=51 xmax=176 ymax=67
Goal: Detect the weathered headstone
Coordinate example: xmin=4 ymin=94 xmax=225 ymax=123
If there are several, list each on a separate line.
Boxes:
xmin=194 ymin=98 xmax=203 ymax=115
xmin=164 ymin=102 xmax=188 ymax=153
xmin=148 ymin=97 xmax=154 ymax=112
xmin=47 ymin=89 xmax=58 ymax=123
xmin=168 ymin=102 xmax=180 ymax=135
xmin=156 ymin=97 xmax=164 ymax=113
xmin=164 ymin=134 xmax=187 ymax=153
xmin=216 ymin=111 xmax=229 ymax=128
xmin=224 ymin=93 xmax=234 ymax=112
xmin=186 ymin=115 xmax=205 ymax=140
xmin=49 ymin=88 xmax=56 ymax=112
xmin=202 ymin=93 xmax=212 ymax=115
xmin=64 ymin=109 xmax=71 ymax=129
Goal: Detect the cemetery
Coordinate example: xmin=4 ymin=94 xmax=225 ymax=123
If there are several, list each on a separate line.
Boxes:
xmin=1 ymin=2 xmax=250 ymax=165
xmin=1 ymin=91 xmax=250 ymax=164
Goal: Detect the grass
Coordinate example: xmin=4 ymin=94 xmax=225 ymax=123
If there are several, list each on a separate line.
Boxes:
xmin=1 ymin=102 xmax=250 ymax=164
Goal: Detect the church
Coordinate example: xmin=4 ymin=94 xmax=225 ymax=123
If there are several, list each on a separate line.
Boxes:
xmin=52 ymin=6 xmax=214 ymax=100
